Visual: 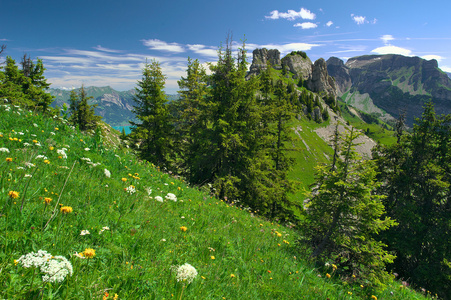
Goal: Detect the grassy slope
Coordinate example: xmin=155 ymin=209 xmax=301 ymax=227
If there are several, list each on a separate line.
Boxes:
xmin=0 ymin=104 xmax=430 ymax=299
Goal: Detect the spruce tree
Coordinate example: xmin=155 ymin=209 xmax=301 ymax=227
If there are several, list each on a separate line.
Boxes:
xmin=68 ymin=85 xmax=101 ymax=131
xmin=302 ymin=127 xmax=397 ymax=287
xmin=130 ymin=59 xmax=172 ymax=168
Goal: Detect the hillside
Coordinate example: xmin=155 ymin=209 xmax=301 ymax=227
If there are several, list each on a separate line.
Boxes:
xmin=0 ymin=102 xmax=429 ymax=299
xmin=327 ymin=54 xmax=451 ymax=126
xmin=49 ymin=86 xmax=179 ymax=126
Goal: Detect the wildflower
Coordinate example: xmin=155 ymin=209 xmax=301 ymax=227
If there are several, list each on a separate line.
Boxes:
xmin=180 ymin=226 xmax=188 ymax=232
xmin=83 ymin=248 xmax=95 ymax=258
xmin=161 ymin=238 xmax=166 ymax=242
xmin=155 ymin=196 xmax=164 ymax=202
xmin=80 ymin=230 xmax=90 ymax=236
xmin=80 ymin=157 xmax=91 ymax=162
xmin=35 ymin=155 xmax=48 ymax=160
xmin=145 ymin=187 xmax=152 ymax=196
xmin=6 ymin=157 xmax=12 ymax=162
xmin=210 ymin=256 xmax=215 ymax=260
xmin=230 ymin=274 xmax=235 ymax=278
xmin=25 ymin=162 xmax=35 ymax=168
xmin=276 ymin=231 xmax=282 ymax=237
xmin=8 ymin=191 xmax=19 ymax=199
xmin=113 ymin=294 xmax=118 ymax=300
xmin=56 ymin=149 xmax=67 ymax=159
xmin=84 ymin=148 xmax=90 ymax=151
xmin=103 ymin=292 xmax=109 ymax=300
xmin=60 ymin=206 xmax=73 ymax=214
xmin=371 ymin=296 xmax=377 ymax=300
xmin=172 ymin=263 xmax=198 ymax=284
xmin=44 ymin=197 xmax=52 ymax=205
xmin=326 ymin=273 xmax=331 ymax=278
xmin=43 ymin=159 xmax=50 ymax=164
xmin=73 ymin=252 xmax=85 ymax=259
xmin=99 ymin=226 xmax=110 ymax=234
xmin=125 ymin=185 xmax=136 ymax=194
xmin=165 ymin=193 xmax=177 ymax=202
xmin=332 ymin=264 xmax=337 ymax=271
xmin=40 ymin=255 xmax=73 ymax=283
xmin=121 ymin=178 xmax=127 ymax=182
xmin=0 ymin=147 xmax=9 ymax=153
xmin=104 ymin=169 xmax=111 ymax=178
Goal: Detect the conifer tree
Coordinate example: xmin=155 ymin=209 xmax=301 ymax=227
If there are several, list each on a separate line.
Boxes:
xmin=302 ymin=127 xmax=397 ymax=287
xmin=130 ymin=59 xmax=172 ymax=168
xmin=68 ymin=85 xmax=101 ymax=131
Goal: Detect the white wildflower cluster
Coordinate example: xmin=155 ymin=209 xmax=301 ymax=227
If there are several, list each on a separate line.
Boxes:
xmin=99 ymin=226 xmax=110 ymax=234
xmin=57 ymin=148 xmax=67 ymax=159
xmin=84 ymin=147 xmax=90 ymax=151
xmin=155 ymin=196 xmax=164 ymax=202
xmin=126 ymin=185 xmax=136 ymax=194
xmin=80 ymin=157 xmax=91 ymax=162
xmin=165 ymin=193 xmax=177 ymax=202
xmin=80 ymin=230 xmax=90 ymax=236
xmin=24 ymin=162 xmax=35 ymax=168
xmin=145 ymin=187 xmax=152 ymax=196
xmin=23 ymin=142 xmax=31 ymax=147
xmin=172 ymin=263 xmax=198 ymax=284
xmin=17 ymin=250 xmax=73 ymax=283
xmin=0 ymin=147 xmax=10 ymax=153
xmin=35 ymin=155 xmax=48 ymax=160
xmin=104 ymin=169 xmax=111 ymax=178
xmin=87 ymin=162 xmax=101 ymax=167
xmin=33 ymin=123 xmax=38 ymax=127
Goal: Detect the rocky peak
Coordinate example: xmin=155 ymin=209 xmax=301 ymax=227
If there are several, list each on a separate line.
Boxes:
xmin=326 ymin=57 xmax=352 ymax=96
xmin=280 ymin=52 xmax=312 ymax=81
xmin=305 ymin=58 xmax=337 ymax=99
xmin=249 ymin=48 xmax=282 ymax=75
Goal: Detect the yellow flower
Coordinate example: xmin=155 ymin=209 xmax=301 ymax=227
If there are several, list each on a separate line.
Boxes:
xmin=180 ymin=226 xmax=188 ymax=232
xmin=5 ymin=157 xmax=12 ymax=162
xmin=44 ymin=197 xmax=52 ymax=205
xmin=49 ymin=146 xmax=54 ymax=150
xmin=113 ymin=294 xmax=118 ymax=300
xmin=55 ymin=128 xmax=59 ymax=131
xmin=276 ymin=232 xmax=282 ymax=237
xmin=14 ymin=259 xmax=18 ymax=266
xmin=230 ymin=274 xmax=235 ymax=278
xmin=44 ymin=159 xmax=50 ymax=164
xmin=210 ymin=256 xmax=215 ymax=260
xmin=60 ymin=206 xmax=73 ymax=214
xmin=326 ymin=273 xmax=331 ymax=278
xmin=83 ymin=248 xmax=96 ymax=258
xmin=121 ymin=178 xmax=127 ymax=182
xmin=348 ymin=292 xmax=352 ymax=295
xmin=371 ymin=296 xmax=377 ymax=300
xmin=32 ymin=140 xmax=38 ymax=143
xmin=8 ymin=191 xmax=19 ymax=199
xmin=332 ymin=264 xmax=337 ymax=270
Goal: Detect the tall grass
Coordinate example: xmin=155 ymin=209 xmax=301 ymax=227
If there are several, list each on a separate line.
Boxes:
xmin=0 ymin=103 xmax=433 ymax=299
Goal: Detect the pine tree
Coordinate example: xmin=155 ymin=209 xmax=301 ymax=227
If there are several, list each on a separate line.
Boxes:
xmin=68 ymin=85 xmax=101 ymax=131
xmin=302 ymin=127 xmax=397 ymax=287
xmin=130 ymin=59 xmax=172 ymax=168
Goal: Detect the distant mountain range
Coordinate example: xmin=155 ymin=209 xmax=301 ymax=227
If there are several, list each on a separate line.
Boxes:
xmin=49 ymin=86 xmax=178 ymax=126
xmin=327 ymin=54 xmax=451 ymax=126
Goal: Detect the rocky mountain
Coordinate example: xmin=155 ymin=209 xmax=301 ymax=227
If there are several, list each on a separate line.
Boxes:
xmin=327 ymin=54 xmax=451 ymax=126
xmin=50 ymin=86 xmax=178 ymax=126
xmin=249 ymin=49 xmax=337 ymax=99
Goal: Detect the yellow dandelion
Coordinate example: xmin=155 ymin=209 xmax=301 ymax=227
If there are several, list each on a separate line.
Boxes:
xmin=121 ymin=178 xmax=127 ymax=182
xmin=211 ymin=256 xmax=215 ymax=260
xmin=83 ymin=248 xmax=95 ymax=258
xmin=6 ymin=157 xmax=12 ymax=162
xmin=326 ymin=273 xmax=331 ymax=278
xmin=276 ymin=232 xmax=282 ymax=237
xmin=180 ymin=226 xmax=188 ymax=232
xmin=371 ymin=296 xmax=377 ymax=300
xmin=14 ymin=259 xmax=18 ymax=266
xmin=60 ymin=206 xmax=73 ymax=214
xmin=230 ymin=274 xmax=235 ymax=278
xmin=113 ymin=294 xmax=118 ymax=300
xmin=55 ymin=128 xmax=59 ymax=131
xmin=44 ymin=197 xmax=52 ymax=205
xmin=43 ymin=159 xmax=50 ymax=164
xmin=8 ymin=191 xmax=19 ymax=199
xmin=332 ymin=264 xmax=337 ymax=270
xmin=49 ymin=146 xmax=54 ymax=150
xmin=32 ymin=140 xmax=38 ymax=143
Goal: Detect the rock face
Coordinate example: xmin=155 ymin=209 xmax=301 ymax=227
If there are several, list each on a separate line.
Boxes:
xmin=327 ymin=54 xmax=451 ymax=126
xmin=249 ymin=49 xmax=338 ymax=99
xmin=281 ymin=53 xmax=312 ymax=81
xmin=249 ymin=48 xmax=282 ymax=74
xmin=305 ymin=58 xmax=337 ymax=99
xmin=326 ymin=57 xmax=351 ymax=95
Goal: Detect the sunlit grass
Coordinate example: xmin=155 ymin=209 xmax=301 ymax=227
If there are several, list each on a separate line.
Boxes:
xmin=0 ymin=103 xmax=432 ymax=299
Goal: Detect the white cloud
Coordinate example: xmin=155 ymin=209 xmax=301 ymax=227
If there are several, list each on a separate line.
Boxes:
xmin=294 ymin=22 xmax=318 ymax=29
xmin=141 ymin=39 xmax=185 ymax=53
xmin=351 ymin=14 xmax=366 ymax=25
xmin=381 ymin=35 xmax=394 ymax=45
xmin=93 ymin=45 xmax=122 ymax=53
xmin=265 ymin=8 xmax=315 ymax=21
xmin=441 ymin=66 xmax=451 ymax=72
xmin=187 ymin=44 xmax=218 ymax=58
xmin=371 ymin=45 xmax=412 ymax=56
xmin=421 ymin=55 xmax=443 ymax=62
xmin=326 ymin=21 xmax=333 ymax=27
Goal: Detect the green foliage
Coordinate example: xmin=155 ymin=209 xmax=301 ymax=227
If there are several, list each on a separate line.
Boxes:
xmin=301 ymin=127 xmax=397 ymax=288
xmin=129 ymin=59 xmax=172 ymax=168
xmin=373 ymin=101 xmax=451 ymax=298
xmin=0 ymin=55 xmax=54 ymax=112
xmin=68 ymin=85 xmax=102 ymax=131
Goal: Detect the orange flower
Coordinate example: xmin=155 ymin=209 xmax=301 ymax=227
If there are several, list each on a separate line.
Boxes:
xmin=44 ymin=197 xmax=52 ymax=204
xmin=326 ymin=273 xmax=331 ymax=278
xmin=60 ymin=206 xmax=73 ymax=214
xmin=180 ymin=226 xmax=188 ymax=232
xmin=83 ymin=248 xmax=96 ymax=258
xmin=8 ymin=191 xmax=19 ymax=199
xmin=5 ymin=157 xmax=12 ymax=162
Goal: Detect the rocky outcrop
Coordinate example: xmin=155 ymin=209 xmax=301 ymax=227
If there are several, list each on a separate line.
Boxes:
xmin=281 ymin=53 xmax=312 ymax=81
xmin=327 ymin=54 xmax=451 ymax=126
xmin=249 ymin=48 xmax=282 ymax=74
xmin=249 ymin=49 xmax=338 ymax=99
xmin=305 ymin=58 xmax=337 ymax=99
xmin=326 ymin=57 xmax=351 ymax=95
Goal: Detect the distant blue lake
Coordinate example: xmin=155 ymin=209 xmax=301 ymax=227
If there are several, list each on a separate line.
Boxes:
xmin=112 ymin=126 xmax=132 ymax=135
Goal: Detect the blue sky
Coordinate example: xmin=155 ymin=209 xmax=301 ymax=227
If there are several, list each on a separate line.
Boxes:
xmin=2 ymin=0 xmax=450 ymax=93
